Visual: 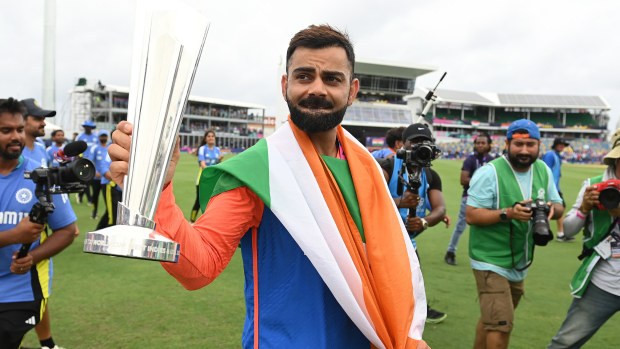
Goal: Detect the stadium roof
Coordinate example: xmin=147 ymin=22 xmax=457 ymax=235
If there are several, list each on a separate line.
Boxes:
xmin=70 ymin=83 xmax=267 ymax=110
xmin=408 ymin=88 xmax=611 ymax=110
xmin=356 ymin=59 xmax=437 ymax=79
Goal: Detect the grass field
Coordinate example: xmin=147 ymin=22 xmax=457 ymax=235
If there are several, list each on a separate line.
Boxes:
xmin=21 ymin=155 xmax=616 ymax=348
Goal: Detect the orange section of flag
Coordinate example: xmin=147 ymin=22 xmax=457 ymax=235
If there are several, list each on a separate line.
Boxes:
xmin=289 ymin=118 xmax=418 ymax=349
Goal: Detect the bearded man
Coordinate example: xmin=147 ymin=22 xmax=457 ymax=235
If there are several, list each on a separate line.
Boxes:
xmin=465 ymin=119 xmax=564 ymax=349
xmin=108 ymin=25 xmax=429 ymax=349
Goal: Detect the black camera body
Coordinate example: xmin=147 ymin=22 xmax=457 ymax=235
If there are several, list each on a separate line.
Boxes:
xmin=396 ymin=141 xmax=440 ymax=169
xmin=17 ymin=141 xmax=95 ymax=258
xmin=523 ymin=199 xmax=552 ymax=246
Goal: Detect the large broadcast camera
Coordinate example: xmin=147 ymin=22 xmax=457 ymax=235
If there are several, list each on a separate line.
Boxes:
xmin=17 ymin=141 xmax=95 ymax=258
xmin=593 ymin=179 xmax=620 ymax=210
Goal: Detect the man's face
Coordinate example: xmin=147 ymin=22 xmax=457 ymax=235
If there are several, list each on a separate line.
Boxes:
xmin=84 ymin=126 xmax=93 ymax=134
xmin=0 ymin=112 xmax=25 ymax=160
xmin=52 ymin=130 xmax=65 ymax=144
xmin=555 ymin=144 xmax=566 ymax=152
xmin=282 ymin=46 xmax=359 ymax=133
xmin=24 ymin=115 xmax=46 ymax=138
xmin=507 ymin=137 xmax=540 ymax=170
xmin=99 ymin=135 xmax=108 ymax=144
xmin=474 ymin=137 xmax=491 ymax=154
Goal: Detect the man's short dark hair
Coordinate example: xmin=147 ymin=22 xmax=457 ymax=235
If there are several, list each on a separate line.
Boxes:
xmin=385 ymin=127 xmax=406 ymax=148
xmin=475 ymin=132 xmax=492 ymax=145
xmin=0 ymin=98 xmax=27 ymax=116
xmin=286 ymin=24 xmax=355 ymax=77
xmin=51 ymin=129 xmax=64 ymax=137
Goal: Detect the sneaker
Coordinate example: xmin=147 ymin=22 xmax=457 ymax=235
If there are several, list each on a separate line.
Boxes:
xmin=556 ymin=235 xmax=575 ymax=242
xmin=87 ymin=201 xmax=94 ymax=207
xmin=90 ymin=214 xmax=99 ymax=220
xmin=426 ymin=306 xmax=447 ymax=324
xmin=444 ymin=251 xmax=457 ymax=266
xmin=75 ymin=193 xmax=82 ymax=204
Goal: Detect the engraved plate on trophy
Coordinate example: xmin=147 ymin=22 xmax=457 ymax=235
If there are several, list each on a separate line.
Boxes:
xmin=83 ymin=0 xmax=210 ymax=262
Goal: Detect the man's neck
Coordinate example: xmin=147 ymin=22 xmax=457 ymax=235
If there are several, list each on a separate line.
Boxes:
xmin=25 ymin=135 xmax=35 ymax=150
xmin=308 ymin=128 xmax=338 ymax=157
xmin=55 ymin=142 xmax=63 ymax=147
xmin=0 ymin=158 xmax=19 ymax=176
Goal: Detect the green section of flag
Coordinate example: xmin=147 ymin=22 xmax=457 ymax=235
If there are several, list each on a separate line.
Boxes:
xmin=199 ymin=139 xmax=270 ymax=212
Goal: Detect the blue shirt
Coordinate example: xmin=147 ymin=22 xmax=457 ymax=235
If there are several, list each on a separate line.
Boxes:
xmin=0 ymin=157 xmax=76 ymax=302
xmin=198 ymin=145 xmax=221 ymax=166
xmin=22 ymin=142 xmax=48 ymax=168
xmin=371 ymin=147 xmax=395 ymax=159
xmin=542 ymin=150 xmax=562 ymax=190
xmin=76 ymin=133 xmax=99 ymax=158
xmin=46 ymin=143 xmax=64 ymax=167
xmin=467 ymin=157 xmax=562 ymax=281
xmin=90 ymin=143 xmax=109 ymax=182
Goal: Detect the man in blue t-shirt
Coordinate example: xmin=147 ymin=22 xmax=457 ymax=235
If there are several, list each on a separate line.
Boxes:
xmin=0 ymin=98 xmax=77 ymax=349
xmin=20 ymin=98 xmax=53 ymax=169
xmin=46 ymin=129 xmax=66 ymax=167
xmin=542 ymin=137 xmax=571 ymax=242
xmin=97 ymin=151 xmax=122 ymax=230
xmin=76 ymin=120 xmax=99 ymax=205
xmin=89 ymin=130 xmax=110 ymax=220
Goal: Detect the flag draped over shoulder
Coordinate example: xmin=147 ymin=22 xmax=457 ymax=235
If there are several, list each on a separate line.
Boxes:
xmin=200 ymin=118 xmax=427 ymax=348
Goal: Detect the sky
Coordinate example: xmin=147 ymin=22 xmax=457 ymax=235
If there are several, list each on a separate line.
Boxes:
xmin=2 ymin=0 xmax=619 ymax=132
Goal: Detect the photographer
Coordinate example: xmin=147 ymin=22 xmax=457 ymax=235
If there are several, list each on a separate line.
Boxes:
xmin=371 ymin=126 xmax=404 ymax=159
xmin=378 ymin=123 xmax=449 ymax=324
xmin=466 ymin=119 xmax=563 ymax=349
xmin=0 ymin=98 xmax=77 ymax=349
xmin=547 ymin=129 xmax=620 ymax=348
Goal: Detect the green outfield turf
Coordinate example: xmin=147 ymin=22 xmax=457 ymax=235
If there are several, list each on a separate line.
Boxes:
xmin=21 ymin=155 xmax=615 ymax=348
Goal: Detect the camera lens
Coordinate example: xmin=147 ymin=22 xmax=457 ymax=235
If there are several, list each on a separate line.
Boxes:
xmin=599 ymin=187 xmax=620 ymax=210
xmin=415 ymin=146 xmax=432 ymax=161
xmin=64 ymin=158 xmax=96 ymax=182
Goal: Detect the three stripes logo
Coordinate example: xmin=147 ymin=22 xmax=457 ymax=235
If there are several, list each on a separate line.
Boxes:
xmin=25 ymin=316 xmax=36 ymax=325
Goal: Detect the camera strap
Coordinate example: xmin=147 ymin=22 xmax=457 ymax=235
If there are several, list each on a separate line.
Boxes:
xmin=578 ymin=218 xmax=618 ymax=260
xmin=508 ymin=222 xmax=534 ymax=272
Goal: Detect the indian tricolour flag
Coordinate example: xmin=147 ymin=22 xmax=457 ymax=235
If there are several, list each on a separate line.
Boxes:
xmin=200 ymin=119 xmax=427 ymax=348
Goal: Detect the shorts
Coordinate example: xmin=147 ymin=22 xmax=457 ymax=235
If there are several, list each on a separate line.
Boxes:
xmin=473 ymin=269 xmax=524 ymax=333
xmin=0 ymin=298 xmax=47 ymax=349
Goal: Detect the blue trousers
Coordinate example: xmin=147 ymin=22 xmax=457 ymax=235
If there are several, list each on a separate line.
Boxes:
xmin=447 ymin=196 xmax=468 ymax=253
xmin=547 ymin=283 xmax=620 ymax=348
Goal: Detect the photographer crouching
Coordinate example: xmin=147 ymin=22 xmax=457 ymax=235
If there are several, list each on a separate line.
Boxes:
xmin=547 ymin=129 xmax=620 ymax=348
xmin=465 ymin=119 xmax=564 ymax=349
xmin=0 ymin=98 xmax=77 ymax=348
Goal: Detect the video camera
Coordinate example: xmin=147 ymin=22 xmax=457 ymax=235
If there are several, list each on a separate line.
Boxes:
xmin=593 ymin=179 xmax=620 ymax=210
xmin=18 ymin=141 xmax=95 ymax=257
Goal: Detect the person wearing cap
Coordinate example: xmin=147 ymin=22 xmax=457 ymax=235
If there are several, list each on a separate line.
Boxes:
xmin=46 ymin=129 xmax=66 ymax=167
xmin=465 ymin=119 xmax=564 ymax=349
xmin=377 ymin=122 xmax=449 ymax=324
xmin=21 ymin=98 xmax=55 ymax=169
xmin=542 ymin=137 xmax=572 ymax=242
xmin=75 ymin=120 xmax=98 ymax=205
xmin=88 ymin=130 xmax=110 ymax=220
xmin=547 ymin=129 xmax=620 ymax=348
xmin=0 ymin=98 xmax=77 ymax=349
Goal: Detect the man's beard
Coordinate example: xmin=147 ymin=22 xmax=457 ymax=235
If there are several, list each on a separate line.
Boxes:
xmin=0 ymin=141 xmax=23 ymax=160
xmin=287 ymin=95 xmax=348 ymax=134
xmin=508 ymin=151 xmax=538 ymax=170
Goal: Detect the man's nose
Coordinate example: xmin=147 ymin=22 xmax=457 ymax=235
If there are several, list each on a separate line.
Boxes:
xmin=308 ymin=78 xmax=327 ymax=97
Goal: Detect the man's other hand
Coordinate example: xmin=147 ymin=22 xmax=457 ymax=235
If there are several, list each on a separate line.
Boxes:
xmin=399 ymin=190 xmax=420 ymax=209
xmin=14 ymin=217 xmax=44 ymax=244
xmin=10 ymin=251 xmax=33 ymax=274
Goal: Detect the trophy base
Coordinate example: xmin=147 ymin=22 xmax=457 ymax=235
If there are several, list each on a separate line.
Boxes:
xmin=83 ymin=225 xmax=180 ymax=263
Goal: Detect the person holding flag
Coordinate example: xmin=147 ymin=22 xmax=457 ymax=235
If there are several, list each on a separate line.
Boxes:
xmin=108 ymin=25 xmax=429 ymax=348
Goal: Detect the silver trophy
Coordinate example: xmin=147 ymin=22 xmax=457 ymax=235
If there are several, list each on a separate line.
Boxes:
xmin=83 ymin=1 xmax=210 ymax=262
